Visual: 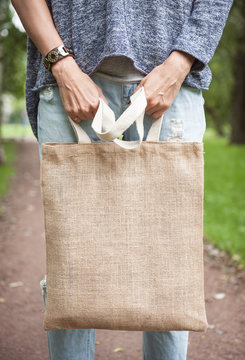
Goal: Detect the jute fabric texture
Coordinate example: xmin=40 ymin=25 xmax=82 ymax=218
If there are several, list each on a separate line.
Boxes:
xmin=40 ymin=87 xmax=208 ymax=332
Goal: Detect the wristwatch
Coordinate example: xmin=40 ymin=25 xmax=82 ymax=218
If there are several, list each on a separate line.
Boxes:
xmin=43 ymin=45 xmax=75 ymax=72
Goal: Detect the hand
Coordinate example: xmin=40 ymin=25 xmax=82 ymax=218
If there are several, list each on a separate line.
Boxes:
xmin=51 ymin=56 xmax=109 ymax=123
xmin=131 ymin=51 xmax=195 ymax=119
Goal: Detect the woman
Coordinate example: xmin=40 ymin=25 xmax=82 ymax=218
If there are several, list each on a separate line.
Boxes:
xmin=11 ymin=0 xmax=233 ymax=359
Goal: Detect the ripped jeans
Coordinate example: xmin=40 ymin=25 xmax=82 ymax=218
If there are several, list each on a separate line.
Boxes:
xmin=38 ymin=72 xmax=206 ymax=360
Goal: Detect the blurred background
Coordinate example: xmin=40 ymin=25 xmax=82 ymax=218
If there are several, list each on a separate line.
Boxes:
xmin=1 ymin=0 xmax=244 ymax=265
xmin=0 ymin=1 xmax=244 ymax=359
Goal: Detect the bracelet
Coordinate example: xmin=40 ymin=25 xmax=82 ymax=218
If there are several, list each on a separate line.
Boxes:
xmin=43 ymin=45 xmax=75 ymax=72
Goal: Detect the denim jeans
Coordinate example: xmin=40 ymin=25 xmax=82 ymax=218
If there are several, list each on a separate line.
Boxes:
xmin=38 ymin=72 xmax=206 ymax=360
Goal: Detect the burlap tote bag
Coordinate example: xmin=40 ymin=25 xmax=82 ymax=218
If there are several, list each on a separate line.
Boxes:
xmin=40 ymin=86 xmax=208 ymax=332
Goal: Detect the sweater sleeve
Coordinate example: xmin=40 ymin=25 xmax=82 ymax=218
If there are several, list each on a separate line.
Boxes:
xmin=170 ymin=0 xmax=234 ymax=72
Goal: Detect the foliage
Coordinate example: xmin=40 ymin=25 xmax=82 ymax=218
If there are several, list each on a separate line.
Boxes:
xmin=0 ymin=1 xmax=244 ymax=264
xmin=204 ymin=129 xmax=245 ymax=264
xmin=0 ymin=1 xmax=244 ymax=137
xmin=203 ymin=0 xmax=245 ymax=136
xmin=2 ymin=123 xmax=33 ymax=138
xmin=1 ymin=1 xmax=27 ymax=99
xmin=0 ymin=140 xmax=16 ymax=199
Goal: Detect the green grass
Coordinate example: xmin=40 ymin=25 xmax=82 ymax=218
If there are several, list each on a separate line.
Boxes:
xmin=0 ymin=140 xmax=17 ymax=201
xmin=204 ymin=129 xmax=245 ymax=265
xmin=2 ymin=124 xmax=34 ymax=139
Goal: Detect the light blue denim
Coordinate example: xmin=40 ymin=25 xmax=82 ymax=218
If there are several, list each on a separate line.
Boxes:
xmin=38 ymin=72 xmax=206 ymax=360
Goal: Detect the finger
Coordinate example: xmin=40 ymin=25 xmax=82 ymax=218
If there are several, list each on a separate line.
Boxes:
xmin=65 ymin=106 xmax=86 ymax=123
xmin=146 ymin=106 xmax=168 ymax=117
xmin=72 ymin=116 xmax=82 ymax=123
xmin=145 ymin=101 xmax=166 ymax=116
xmin=146 ymin=95 xmax=173 ymax=115
xmin=73 ymin=94 xmax=98 ymax=121
xmin=70 ymin=101 xmax=90 ymax=121
xmin=145 ymin=99 xmax=160 ymax=113
xmin=78 ymin=107 xmax=93 ymax=121
xmin=150 ymin=109 xmax=165 ymax=120
xmin=72 ymin=106 xmax=88 ymax=122
xmin=146 ymin=96 xmax=165 ymax=113
xmin=60 ymin=85 xmax=97 ymax=121
xmin=83 ymin=100 xmax=100 ymax=120
xmin=72 ymin=113 xmax=87 ymax=122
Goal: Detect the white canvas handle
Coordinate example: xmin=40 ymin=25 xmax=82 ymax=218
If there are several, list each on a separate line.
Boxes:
xmin=68 ymin=86 xmax=163 ymax=150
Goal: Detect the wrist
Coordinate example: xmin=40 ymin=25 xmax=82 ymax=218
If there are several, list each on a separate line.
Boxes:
xmin=43 ymin=45 xmax=75 ymax=73
xmin=51 ymin=55 xmax=77 ymax=78
xmin=165 ymin=50 xmax=195 ymax=77
xmin=42 ymin=42 xmax=64 ymax=58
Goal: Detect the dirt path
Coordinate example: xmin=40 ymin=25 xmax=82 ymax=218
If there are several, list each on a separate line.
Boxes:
xmin=0 ymin=140 xmax=244 ymax=360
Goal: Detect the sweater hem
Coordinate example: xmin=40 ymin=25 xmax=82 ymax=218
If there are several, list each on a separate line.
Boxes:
xmin=29 ymin=53 xmax=210 ymax=93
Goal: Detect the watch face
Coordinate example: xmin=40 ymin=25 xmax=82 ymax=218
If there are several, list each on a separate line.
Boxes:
xmin=47 ymin=50 xmax=59 ymax=63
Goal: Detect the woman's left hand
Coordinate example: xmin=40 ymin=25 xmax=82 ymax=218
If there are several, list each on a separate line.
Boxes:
xmin=131 ymin=50 xmax=195 ymax=119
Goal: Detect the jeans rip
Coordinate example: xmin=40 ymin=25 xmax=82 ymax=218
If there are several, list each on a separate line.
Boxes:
xmin=167 ymin=119 xmax=184 ymax=142
xmin=39 ymin=87 xmax=54 ymax=102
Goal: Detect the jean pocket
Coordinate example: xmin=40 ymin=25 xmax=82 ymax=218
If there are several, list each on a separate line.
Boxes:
xmin=182 ymin=85 xmax=205 ymax=106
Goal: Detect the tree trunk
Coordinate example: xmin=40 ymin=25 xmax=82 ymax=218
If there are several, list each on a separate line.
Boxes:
xmin=205 ymin=105 xmax=225 ymax=137
xmin=0 ymin=1 xmax=6 ymax=164
xmin=230 ymin=3 xmax=245 ymax=144
xmin=230 ymin=50 xmax=245 ymax=144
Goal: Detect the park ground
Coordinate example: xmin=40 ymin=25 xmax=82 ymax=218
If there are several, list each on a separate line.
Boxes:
xmin=0 ymin=139 xmax=245 ymax=360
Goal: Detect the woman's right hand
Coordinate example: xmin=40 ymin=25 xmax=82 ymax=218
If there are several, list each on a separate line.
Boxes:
xmin=52 ymin=56 xmax=109 ymax=123
xmin=11 ymin=0 xmax=106 ymax=123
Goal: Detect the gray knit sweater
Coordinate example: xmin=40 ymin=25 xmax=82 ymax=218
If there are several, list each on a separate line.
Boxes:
xmin=26 ymin=0 xmax=233 ymax=139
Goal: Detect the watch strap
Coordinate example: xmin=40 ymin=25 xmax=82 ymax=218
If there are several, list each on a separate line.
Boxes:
xmin=43 ymin=45 xmax=75 ymax=72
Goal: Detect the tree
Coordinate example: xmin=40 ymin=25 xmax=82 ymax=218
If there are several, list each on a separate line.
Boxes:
xmin=203 ymin=2 xmax=237 ymax=137
xmin=204 ymin=1 xmax=245 ymax=142
xmin=230 ymin=1 xmax=245 ymax=144
xmin=0 ymin=0 xmax=7 ymax=164
xmin=0 ymin=0 xmax=26 ymax=164
xmin=2 ymin=4 xmax=26 ymax=99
